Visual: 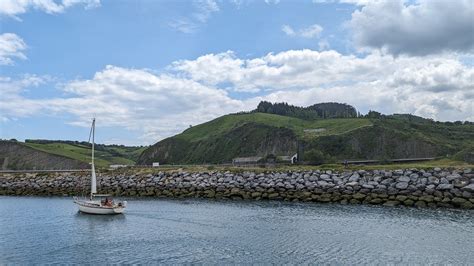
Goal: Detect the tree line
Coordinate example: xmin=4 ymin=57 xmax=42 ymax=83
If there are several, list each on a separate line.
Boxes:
xmin=254 ymin=101 xmax=358 ymax=120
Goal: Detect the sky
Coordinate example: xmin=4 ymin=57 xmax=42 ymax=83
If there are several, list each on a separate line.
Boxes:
xmin=0 ymin=0 xmax=473 ymax=146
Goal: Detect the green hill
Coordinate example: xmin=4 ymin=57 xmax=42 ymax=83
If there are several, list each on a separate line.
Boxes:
xmin=138 ymin=103 xmax=474 ymax=165
xmin=1 ymin=140 xmax=146 ymax=170
xmin=0 ymin=141 xmax=90 ymax=170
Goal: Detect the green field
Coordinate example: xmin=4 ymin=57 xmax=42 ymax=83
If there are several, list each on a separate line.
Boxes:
xmin=23 ymin=142 xmax=146 ymax=168
xmin=177 ymin=113 xmax=372 ymax=142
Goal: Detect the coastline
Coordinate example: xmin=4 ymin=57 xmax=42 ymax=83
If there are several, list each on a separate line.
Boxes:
xmin=1 ymin=168 xmax=473 ymax=209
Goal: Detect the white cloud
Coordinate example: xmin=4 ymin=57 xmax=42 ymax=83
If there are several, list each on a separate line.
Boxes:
xmin=168 ymin=19 xmax=199 ymax=34
xmin=281 ymin=25 xmax=295 ymax=36
xmin=2 ymin=49 xmax=473 ymax=144
xmin=282 ymin=24 xmax=323 ymax=39
xmin=193 ymin=0 xmax=219 ymax=23
xmin=349 ymin=0 xmax=474 ymax=56
xmin=265 ymin=0 xmax=280 ymax=4
xmin=0 ymin=66 xmax=248 ymax=143
xmin=173 ymin=50 xmax=473 ymax=94
xmin=172 ymin=49 xmax=474 ymax=121
xmin=0 ymin=0 xmax=100 ymax=18
xmin=339 ymin=0 xmax=371 ymax=5
xmin=300 ymin=24 xmax=323 ymax=38
xmin=0 ymin=75 xmax=48 ymax=120
xmin=230 ymin=0 xmax=245 ymax=9
xmin=0 ymin=33 xmax=27 ymax=65
xmin=59 ymin=65 xmax=247 ymax=140
xmin=168 ymin=0 xmax=219 ymax=33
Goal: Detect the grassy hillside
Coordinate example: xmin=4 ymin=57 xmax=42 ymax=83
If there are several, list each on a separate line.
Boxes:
xmin=139 ymin=111 xmax=474 ymax=165
xmin=177 ymin=113 xmax=372 ymax=141
xmin=20 ymin=141 xmax=146 ymax=168
xmin=139 ymin=113 xmax=374 ymax=165
xmin=0 ymin=141 xmax=90 ymax=170
xmin=305 ymin=118 xmax=474 ymax=162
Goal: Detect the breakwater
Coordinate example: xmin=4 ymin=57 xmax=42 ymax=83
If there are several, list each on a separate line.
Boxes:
xmin=1 ymin=168 xmax=473 ymax=209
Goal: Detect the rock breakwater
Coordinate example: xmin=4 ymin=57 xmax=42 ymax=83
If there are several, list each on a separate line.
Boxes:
xmin=1 ymin=168 xmax=474 ymax=209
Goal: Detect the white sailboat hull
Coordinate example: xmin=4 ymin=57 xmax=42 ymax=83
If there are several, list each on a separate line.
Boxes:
xmin=74 ymin=199 xmax=125 ymax=215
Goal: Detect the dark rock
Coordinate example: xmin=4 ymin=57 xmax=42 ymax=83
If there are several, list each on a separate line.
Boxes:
xmin=398 ymin=176 xmax=410 ymax=183
xmin=352 ymin=193 xmax=366 ymax=200
xmin=462 ymin=184 xmax=474 ymax=193
xmin=395 ymin=182 xmax=409 ymax=189
xmin=383 ymin=201 xmax=400 ymax=207
xmin=436 ymin=184 xmax=454 ymax=190
xmin=414 ymin=201 xmax=427 ymax=208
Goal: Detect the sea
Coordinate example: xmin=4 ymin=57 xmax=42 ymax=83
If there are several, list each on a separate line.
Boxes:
xmin=0 ymin=196 xmax=473 ymax=264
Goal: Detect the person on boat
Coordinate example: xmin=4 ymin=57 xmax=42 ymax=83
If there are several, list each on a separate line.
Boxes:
xmin=105 ymin=197 xmax=113 ymax=207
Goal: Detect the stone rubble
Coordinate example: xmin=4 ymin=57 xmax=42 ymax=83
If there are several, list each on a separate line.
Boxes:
xmin=1 ymin=168 xmax=473 ymax=209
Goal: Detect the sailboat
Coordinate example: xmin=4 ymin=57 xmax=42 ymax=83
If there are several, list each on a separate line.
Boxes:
xmin=73 ymin=118 xmax=127 ymax=214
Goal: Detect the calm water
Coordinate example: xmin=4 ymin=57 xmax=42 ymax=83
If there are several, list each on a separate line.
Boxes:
xmin=0 ymin=197 xmax=473 ymax=264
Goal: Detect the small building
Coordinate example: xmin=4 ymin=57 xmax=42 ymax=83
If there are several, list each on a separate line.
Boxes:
xmin=109 ymin=164 xmax=128 ymax=170
xmin=232 ymin=156 xmax=263 ymax=166
xmin=152 ymin=162 xmax=160 ymax=167
xmin=277 ymin=153 xmax=298 ymax=164
xmin=232 ymin=153 xmax=298 ymax=166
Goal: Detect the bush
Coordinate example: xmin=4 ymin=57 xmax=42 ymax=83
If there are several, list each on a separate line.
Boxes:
xmin=304 ymin=149 xmax=327 ymax=165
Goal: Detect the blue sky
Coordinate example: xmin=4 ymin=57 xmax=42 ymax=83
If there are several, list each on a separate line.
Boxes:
xmin=0 ymin=0 xmax=473 ymax=145
xmin=2 ymin=1 xmax=355 ymax=77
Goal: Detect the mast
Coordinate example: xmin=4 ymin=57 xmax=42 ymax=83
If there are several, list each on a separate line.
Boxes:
xmin=90 ymin=118 xmax=97 ymax=199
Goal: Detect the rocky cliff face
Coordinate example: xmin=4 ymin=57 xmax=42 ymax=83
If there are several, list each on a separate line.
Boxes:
xmin=309 ymin=125 xmax=442 ymax=160
xmin=0 ymin=141 xmax=88 ymax=170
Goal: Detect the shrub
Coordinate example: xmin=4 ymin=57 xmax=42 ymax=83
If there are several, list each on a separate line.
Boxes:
xmin=304 ymin=149 xmax=327 ymax=165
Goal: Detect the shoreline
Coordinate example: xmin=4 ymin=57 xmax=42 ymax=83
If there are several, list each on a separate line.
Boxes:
xmin=1 ymin=168 xmax=473 ymax=209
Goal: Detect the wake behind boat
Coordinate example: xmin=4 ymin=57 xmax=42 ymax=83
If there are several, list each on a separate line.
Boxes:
xmin=73 ymin=118 xmax=127 ymax=215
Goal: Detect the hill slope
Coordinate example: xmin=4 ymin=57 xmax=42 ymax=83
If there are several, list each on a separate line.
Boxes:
xmin=138 ymin=111 xmax=474 ymax=165
xmin=0 ymin=140 xmax=146 ymax=170
xmin=138 ymin=112 xmax=374 ymax=164
xmin=0 ymin=141 xmax=89 ymax=170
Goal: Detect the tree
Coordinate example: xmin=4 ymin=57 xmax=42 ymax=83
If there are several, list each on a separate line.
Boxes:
xmin=304 ymin=149 xmax=327 ymax=165
xmin=366 ymin=110 xmax=383 ymax=119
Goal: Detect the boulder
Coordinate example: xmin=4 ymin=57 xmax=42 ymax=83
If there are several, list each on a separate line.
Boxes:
xmin=427 ymin=176 xmax=439 ymax=184
xmin=462 ymin=191 xmax=472 ymax=199
xmin=462 ymin=184 xmax=474 ymax=193
xmin=460 ymin=201 xmax=474 ymax=209
xmin=268 ymin=193 xmax=279 ymax=199
xmin=395 ymin=195 xmax=408 ymax=201
xmin=348 ymin=173 xmax=360 ymax=182
xmin=395 ymin=182 xmax=409 ymax=189
xmin=446 ymin=174 xmax=461 ymax=181
xmin=352 ymin=193 xmax=366 ymax=200
xmin=451 ymin=197 xmax=467 ymax=205
xmin=398 ymin=176 xmax=410 ymax=183
xmin=414 ymin=201 xmax=427 ymax=208
xmin=383 ymin=200 xmax=400 ymax=207
xmin=436 ymin=184 xmax=454 ymax=190
xmin=369 ymin=198 xmax=383 ymax=204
